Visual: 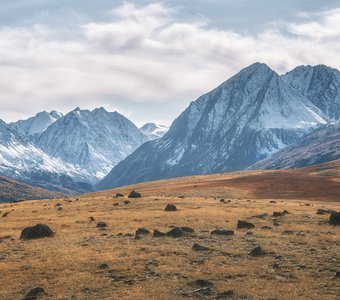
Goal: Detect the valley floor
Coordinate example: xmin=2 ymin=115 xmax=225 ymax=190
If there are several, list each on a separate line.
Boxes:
xmin=0 ymin=191 xmax=339 ymax=299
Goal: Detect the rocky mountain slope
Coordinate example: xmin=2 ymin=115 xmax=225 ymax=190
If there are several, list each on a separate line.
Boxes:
xmin=250 ymin=123 xmax=340 ymax=170
xmin=0 ymin=119 xmax=93 ymax=194
xmin=282 ymin=65 xmax=340 ymax=120
xmin=97 ymin=63 xmax=328 ymax=190
xmin=36 ymin=108 xmax=148 ymax=181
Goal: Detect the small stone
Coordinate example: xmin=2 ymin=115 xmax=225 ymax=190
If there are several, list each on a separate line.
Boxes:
xmin=216 ymin=290 xmax=234 ymax=298
xmin=153 ymin=230 xmax=166 ymax=237
xmin=211 ymin=229 xmax=234 ymax=236
xmin=220 ymin=199 xmax=225 ymax=203
xmin=23 ymin=287 xmax=46 ymax=300
xmin=166 ymin=227 xmax=184 ymax=238
xmin=237 ymin=220 xmax=255 ymax=229
xmin=96 ymin=222 xmax=107 ymax=228
xmin=269 ymin=201 xmax=276 ymax=203
xmin=253 ymin=213 xmax=269 ymax=219
xmin=335 ymin=271 xmax=340 ymax=278
xmin=89 ymin=217 xmax=95 ymax=222
xmin=128 ymin=191 xmax=142 ymax=198
xmin=164 ymin=204 xmax=177 ymax=211
xmin=261 ymin=226 xmax=272 ymax=230
xmin=2 ymin=212 xmax=9 ymax=217
xmin=192 ymin=243 xmax=210 ymax=251
xmin=135 ymin=228 xmax=150 ymax=235
xmin=250 ymin=246 xmax=264 ymax=257
xmin=329 ymin=212 xmax=340 ymax=225
xmin=273 ymin=212 xmax=284 ymax=217
xmin=191 ymin=279 xmax=213 ymax=287
xmin=98 ymin=263 xmax=108 ymax=269
xmin=180 ymin=227 xmax=195 ymax=233
xmin=116 ymin=193 xmax=124 ymax=198
xmin=124 ymin=200 xmax=130 ymax=205
xmin=113 ymin=203 xmax=119 ymax=206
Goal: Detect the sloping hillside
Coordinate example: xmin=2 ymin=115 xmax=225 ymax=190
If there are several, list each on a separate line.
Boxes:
xmin=0 ymin=176 xmax=62 ymax=203
xmin=93 ymin=159 xmax=340 ymax=202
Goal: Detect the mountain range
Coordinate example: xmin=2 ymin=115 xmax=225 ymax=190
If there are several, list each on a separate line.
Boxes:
xmin=97 ymin=63 xmax=339 ymax=190
xmin=0 ymin=108 xmax=167 ymax=193
xmin=0 ymin=62 xmax=339 ymax=196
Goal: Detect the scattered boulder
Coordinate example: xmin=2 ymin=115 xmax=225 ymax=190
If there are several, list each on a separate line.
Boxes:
xmin=89 ymin=217 xmax=95 ymax=222
xmin=2 ymin=212 xmax=9 ymax=218
xmin=269 ymin=201 xmax=276 ymax=204
xmin=220 ymin=199 xmax=225 ymax=203
xmin=153 ymin=230 xmax=166 ymax=237
xmin=166 ymin=227 xmax=184 ymax=238
xmin=253 ymin=213 xmax=269 ymax=219
xmin=20 ymin=224 xmax=54 ymax=240
xmin=250 ymin=246 xmax=264 ymax=257
xmin=55 ymin=203 xmax=62 ymax=207
xmin=128 ymin=191 xmax=142 ymax=198
xmin=98 ymin=263 xmax=108 ymax=269
xmin=23 ymin=287 xmax=46 ymax=300
xmin=261 ymin=226 xmax=272 ymax=230
xmin=329 ymin=212 xmax=340 ymax=226
xmin=211 ymin=229 xmax=234 ymax=236
xmin=164 ymin=204 xmax=177 ymax=211
xmin=96 ymin=222 xmax=107 ymax=228
xmin=273 ymin=212 xmax=284 ymax=217
xmin=180 ymin=226 xmax=195 ymax=233
xmin=316 ymin=209 xmax=334 ymax=215
xmin=135 ymin=228 xmax=150 ymax=235
xmin=335 ymin=271 xmax=340 ymax=278
xmin=192 ymin=243 xmax=210 ymax=251
xmin=113 ymin=203 xmax=119 ymax=206
xmin=57 ymin=207 xmax=62 ymax=211
xmin=237 ymin=220 xmax=255 ymax=229
xmin=116 ymin=193 xmax=124 ymax=198
xmin=124 ymin=201 xmax=130 ymax=205
xmin=166 ymin=227 xmax=194 ymax=237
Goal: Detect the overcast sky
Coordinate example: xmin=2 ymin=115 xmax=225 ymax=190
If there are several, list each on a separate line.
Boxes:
xmin=1 ymin=0 xmax=340 ymax=126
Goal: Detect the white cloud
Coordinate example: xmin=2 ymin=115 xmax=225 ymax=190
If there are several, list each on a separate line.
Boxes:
xmin=0 ymin=2 xmax=340 ymax=125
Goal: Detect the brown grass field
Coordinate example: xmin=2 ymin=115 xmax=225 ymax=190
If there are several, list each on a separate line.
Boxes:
xmin=0 ymin=160 xmax=340 ymax=299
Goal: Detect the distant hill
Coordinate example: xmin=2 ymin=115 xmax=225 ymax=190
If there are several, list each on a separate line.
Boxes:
xmin=0 ymin=175 xmax=62 ymax=203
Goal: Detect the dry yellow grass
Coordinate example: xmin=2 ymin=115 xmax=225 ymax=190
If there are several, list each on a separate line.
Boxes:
xmin=0 ymin=192 xmax=339 ymax=299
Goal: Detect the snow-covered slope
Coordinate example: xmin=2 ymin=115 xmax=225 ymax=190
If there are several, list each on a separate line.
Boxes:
xmin=11 ymin=111 xmax=63 ymax=135
xmin=282 ymin=65 xmax=340 ymax=120
xmin=36 ymin=107 xmax=148 ymax=181
xmin=0 ymin=119 xmax=92 ymax=194
xmin=97 ymin=63 xmax=328 ymax=190
xmin=140 ymin=123 xmax=169 ymax=140
xmin=250 ymin=123 xmax=340 ymax=170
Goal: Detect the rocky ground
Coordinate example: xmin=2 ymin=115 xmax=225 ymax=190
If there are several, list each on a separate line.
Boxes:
xmin=0 ymin=191 xmax=339 ymax=299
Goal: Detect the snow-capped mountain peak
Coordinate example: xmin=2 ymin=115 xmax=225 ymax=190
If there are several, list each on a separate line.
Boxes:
xmin=140 ymin=123 xmax=169 ymax=140
xmin=11 ymin=110 xmax=63 ymax=135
